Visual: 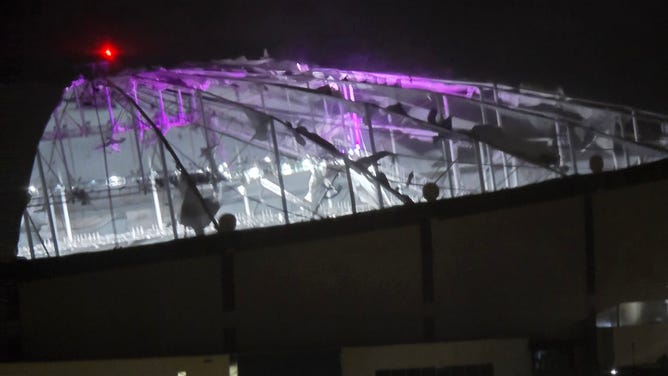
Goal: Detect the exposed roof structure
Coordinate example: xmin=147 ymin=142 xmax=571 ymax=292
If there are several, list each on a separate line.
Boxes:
xmin=17 ymin=57 xmax=668 ymax=259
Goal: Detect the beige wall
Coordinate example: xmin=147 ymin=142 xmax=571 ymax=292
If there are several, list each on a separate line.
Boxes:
xmin=594 ymin=179 xmax=668 ymax=310
xmin=432 ymin=197 xmax=588 ymax=340
xmin=19 ymin=253 xmax=225 ymax=359
xmin=14 ymin=177 xmax=668 ymax=361
xmin=0 ymin=354 xmax=229 ymax=376
xmin=235 ymin=225 xmax=424 ymax=350
xmin=341 ymin=339 xmax=531 ymax=376
xmin=612 ymin=324 xmax=668 ymax=367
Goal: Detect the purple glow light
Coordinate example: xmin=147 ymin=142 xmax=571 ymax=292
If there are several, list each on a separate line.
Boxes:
xmin=347 ymin=85 xmax=362 ymax=147
xmin=340 ymin=84 xmax=361 ymax=147
xmin=177 ymin=90 xmax=185 ymax=122
xmin=319 ymin=69 xmax=480 ymax=97
xmin=171 ymin=68 xmax=246 ymax=80
xmin=67 ymin=77 xmax=86 ymax=91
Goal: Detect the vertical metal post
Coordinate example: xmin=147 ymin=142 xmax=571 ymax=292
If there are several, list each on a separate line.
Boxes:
xmin=363 ymin=104 xmax=384 ymax=209
xmin=53 ymin=110 xmax=74 ymax=190
xmin=259 ymin=87 xmax=290 ymax=224
xmin=190 ymin=89 xmax=198 ymax=116
xmin=130 ymin=82 xmax=147 ymax=192
xmin=338 ymin=99 xmax=352 ymax=151
xmin=23 ymin=212 xmax=36 ymax=259
xmin=478 ymin=87 xmax=496 ymax=190
xmin=485 ymin=146 xmax=496 ymax=191
xmin=340 ymin=85 xmax=353 ymax=144
xmin=631 ymin=110 xmax=641 ymax=165
xmin=448 ymin=147 xmax=460 ymax=194
xmin=197 ymin=93 xmax=214 ymax=146
xmin=74 ymin=86 xmax=87 ymax=133
xmin=335 ymin=93 xmax=358 ymax=213
xmin=478 ymin=88 xmax=488 ymax=122
xmin=58 ymin=185 xmax=73 ymax=243
xmin=344 ymin=161 xmax=357 ymax=214
xmin=610 ymin=147 xmax=619 ymax=170
xmin=285 ymin=88 xmax=293 ymax=114
xmin=631 ymin=110 xmax=640 ymax=141
xmin=473 ymin=142 xmax=486 ymax=193
xmin=284 ymin=89 xmax=300 ymax=148
xmin=243 ymin=195 xmax=251 ymax=217
xmin=438 ymin=141 xmax=454 ymax=198
xmin=618 ymin=119 xmax=632 ymax=168
xmin=322 ymin=93 xmax=331 ymax=131
xmin=389 ymin=129 xmax=402 ymax=193
xmin=158 ymin=90 xmax=168 ymax=126
xmin=347 ymin=84 xmax=364 ymax=152
xmin=48 ymin=198 xmax=59 ymax=249
xmin=150 ymin=170 xmax=164 ymax=231
xmin=197 ymin=91 xmax=218 ymax=176
xmin=73 ymin=85 xmax=89 ymax=193
xmin=159 ymin=141 xmax=179 ymax=239
xmin=238 ymin=186 xmax=251 ymax=217
xmin=177 ymin=89 xmax=185 ymax=122
xmin=492 ymin=85 xmax=511 ymax=188
xmin=554 ymin=121 xmax=567 ymax=174
xmin=96 ymin=86 xmax=119 ymax=248
xmin=269 ymin=119 xmax=290 ymax=224
xmin=105 ymin=87 xmax=119 ymax=134
xmin=437 ymin=95 xmax=459 ymax=196
xmin=565 ymin=123 xmax=579 ymax=174
xmin=36 ymin=150 xmax=59 ymax=256
xmin=156 ymin=88 xmax=179 ymax=239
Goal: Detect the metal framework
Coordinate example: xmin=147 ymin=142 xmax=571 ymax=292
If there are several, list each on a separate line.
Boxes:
xmin=17 ymin=57 xmax=668 ymax=259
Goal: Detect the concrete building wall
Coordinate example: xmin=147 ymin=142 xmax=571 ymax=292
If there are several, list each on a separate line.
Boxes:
xmin=16 ymin=196 xmax=592 ymax=360
xmin=341 ymin=339 xmax=531 ymax=376
xmin=18 ymin=254 xmax=225 ymax=359
xmin=11 ymin=173 xmax=668 ymax=364
xmin=234 ymin=225 xmax=424 ymax=351
xmin=432 ymin=197 xmax=588 ymax=340
xmin=0 ymin=354 xmax=229 ymax=376
xmin=594 ymin=179 xmax=668 ymax=310
xmin=612 ymin=324 xmax=668 ymax=367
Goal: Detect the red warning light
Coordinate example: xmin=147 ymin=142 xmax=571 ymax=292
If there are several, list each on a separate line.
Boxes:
xmin=99 ymin=44 xmax=117 ymax=61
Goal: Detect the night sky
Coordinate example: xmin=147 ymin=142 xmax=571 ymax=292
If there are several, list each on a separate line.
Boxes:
xmin=2 ymin=1 xmax=667 ymax=111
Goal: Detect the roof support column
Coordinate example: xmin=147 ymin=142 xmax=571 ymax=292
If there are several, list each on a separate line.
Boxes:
xmin=130 ymin=82 xmax=148 ymax=193
xmin=100 ymin=86 xmax=119 ymax=248
xmin=259 ymin=88 xmax=290 ymax=224
xmin=36 ymin=150 xmax=59 ymax=256
xmin=437 ymin=94 xmax=459 ymax=197
xmin=492 ymin=85 xmax=512 ymax=188
xmin=478 ymin=87 xmax=496 ymax=191
xmin=363 ymin=103 xmax=384 ymax=209
xmin=23 ymin=211 xmax=36 ymax=259
xmin=269 ymin=119 xmax=290 ymax=225
xmin=473 ymin=142 xmax=486 ymax=194
xmin=155 ymin=88 xmax=179 ymax=239
xmin=631 ymin=111 xmax=642 ymax=165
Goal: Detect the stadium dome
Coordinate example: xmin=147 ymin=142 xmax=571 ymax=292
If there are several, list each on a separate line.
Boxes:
xmin=17 ymin=57 xmax=668 ymax=258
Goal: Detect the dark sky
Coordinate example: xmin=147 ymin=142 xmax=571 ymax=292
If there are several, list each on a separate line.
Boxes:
xmin=2 ymin=0 xmax=667 ymax=111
